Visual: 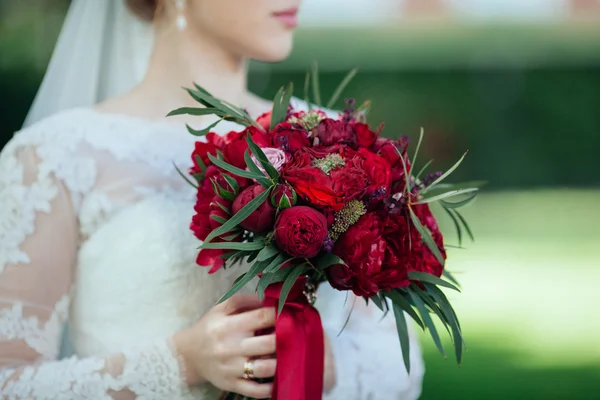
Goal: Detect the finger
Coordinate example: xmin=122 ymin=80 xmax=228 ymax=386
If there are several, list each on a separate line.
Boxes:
xmin=228 ymin=307 xmax=276 ymax=333
xmin=241 ymin=334 xmax=276 ymax=357
xmin=217 ymin=293 xmax=263 ymax=315
xmin=234 ymin=379 xmax=274 ymax=399
xmin=248 ymin=358 xmax=277 ymax=379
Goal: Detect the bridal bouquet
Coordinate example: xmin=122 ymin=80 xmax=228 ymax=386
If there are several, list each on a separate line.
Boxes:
xmin=172 ymin=68 xmax=481 ymax=400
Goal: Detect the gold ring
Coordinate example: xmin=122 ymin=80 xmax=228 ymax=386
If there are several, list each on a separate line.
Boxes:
xmin=242 ymin=359 xmax=255 ymax=380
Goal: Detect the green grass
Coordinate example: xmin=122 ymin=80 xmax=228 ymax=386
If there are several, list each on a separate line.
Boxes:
xmin=418 ymin=189 xmax=600 ymax=399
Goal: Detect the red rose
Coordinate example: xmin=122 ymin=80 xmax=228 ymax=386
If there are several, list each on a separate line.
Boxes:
xmin=274 ymin=206 xmax=328 ymax=258
xmin=272 ymin=122 xmax=310 ymax=153
xmin=256 ymin=112 xmax=272 ymax=131
xmin=232 ymin=184 xmax=275 ymax=233
xmin=329 ymin=212 xmax=410 ymax=296
xmin=354 ymin=123 xmax=378 ymax=148
xmin=316 ymin=119 xmax=357 ymax=148
xmin=223 ymin=127 xmax=270 ymax=169
xmin=282 ymin=155 xmax=344 ymax=211
xmin=330 ymin=164 xmax=369 ymax=202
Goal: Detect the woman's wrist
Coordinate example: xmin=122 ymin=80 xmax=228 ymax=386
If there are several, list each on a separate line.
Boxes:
xmin=173 ymin=329 xmax=205 ymax=387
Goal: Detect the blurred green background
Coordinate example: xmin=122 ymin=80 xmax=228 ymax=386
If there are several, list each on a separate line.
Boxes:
xmin=1 ymin=1 xmax=599 ymax=399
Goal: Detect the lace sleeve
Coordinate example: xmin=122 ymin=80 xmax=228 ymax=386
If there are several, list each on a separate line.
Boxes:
xmin=316 ymin=285 xmax=425 ymax=400
xmin=0 ymin=143 xmax=189 ymax=399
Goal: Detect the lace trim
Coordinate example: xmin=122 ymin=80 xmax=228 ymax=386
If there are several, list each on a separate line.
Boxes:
xmin=0 ymin=340 xmax=188 ymax=399
xmin=0 ymin=295 xmax=70 ymax=360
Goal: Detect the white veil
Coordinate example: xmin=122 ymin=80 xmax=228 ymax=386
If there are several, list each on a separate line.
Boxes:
xmin=23 ymin=0 xmax=155 ymax=128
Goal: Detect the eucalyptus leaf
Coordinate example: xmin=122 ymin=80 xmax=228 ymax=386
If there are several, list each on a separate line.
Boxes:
xmin=407 ymin=272 xmax=461 ymax=292
xmin=204 ymin=187 xmax=271 ymax=244
xmin=246 ymin=134 xmax=280 ymax=181
xmin=384 ymin=290 xmax=424 ymax=330
xmin=421 ymin=152 xmax=469 ymax=194
xmin=392 ymin=303 xmax=411 ymax=374
xmin=311 ymin=61 xmax=322 ymax=107
xmin=278 ymin=265 xmax=308 ymax=314
xmin=326 ymin=67 xmax=358 ymax=109
xmin=256 ymin=245 xmax=279 ymax=262
xmin=207 ymin=153 xmax=266 ymax=180
xmin=218 ymin=259 xmax=271 ymax=303
xmin=409 ymin=208 xmax=445 ymax=267
xmin=200 ymin=241 xmax=266 ymax=251
xmin=417 ymin=188 xmax=479 ymax=205
xmin=409 ymin=289 xmax=445 ymax=358
xmin=454 ymin=209 xmax=475 ymax=242
xmin=173 ymin=162 xmax=198 ymax=189
xmin=442 ymin=206 xmax=462 ymax=247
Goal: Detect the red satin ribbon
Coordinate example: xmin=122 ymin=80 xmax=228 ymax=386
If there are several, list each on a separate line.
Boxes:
xmin=263 ymin=277 xmax=324 ymax=400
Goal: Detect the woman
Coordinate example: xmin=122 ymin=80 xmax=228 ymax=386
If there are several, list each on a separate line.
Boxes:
xmin=0 ymin=0 xmax=424 ymax=399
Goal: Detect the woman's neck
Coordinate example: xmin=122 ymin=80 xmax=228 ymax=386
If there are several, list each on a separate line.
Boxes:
xmin=98 ymin=26 xmax=267 ymax=124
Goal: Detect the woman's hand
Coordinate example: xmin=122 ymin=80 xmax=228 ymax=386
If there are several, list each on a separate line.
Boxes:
xmin=174 ymin=294 xmax=277 ymax=399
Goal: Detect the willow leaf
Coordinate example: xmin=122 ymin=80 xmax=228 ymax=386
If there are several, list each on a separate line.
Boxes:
xmin=421 ymin=152 xmax=468 ymax=194
xmin=408 ymin=271 xmax=460 ymax=292
xmin=409 ymin=289 xmax=445 ymax=358
xmin=442 ymin=205 xmax=463 ymax=247
xmin=392 ymin=303 xmax=411 ymax=374
xmin=218 ymin=259 xmax=271 ymax=303
xmin=327 ymin=67 xmax=358 ymax=109
xmin=278 ymin=265 xmax=308 ymax=314
xmin=417 ymin=188 xmax=479 ymax=204
xmin=409 ymin=208 xmax=445 ymax=266
xmin=385 ymin=290 xmax=424 ymax=330
xmin=246 ymin=134 xmax=279 ymax=181
xmin=207 ymin=153 xmax=265 ymax=180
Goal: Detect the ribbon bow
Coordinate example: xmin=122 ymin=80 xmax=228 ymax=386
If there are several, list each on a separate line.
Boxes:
xmin=263 ymin=277 xmax=324 ymax=400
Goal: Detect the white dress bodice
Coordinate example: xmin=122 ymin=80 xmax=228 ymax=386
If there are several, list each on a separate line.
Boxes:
xmin=0 ymin=106 xmax=424 ymax=399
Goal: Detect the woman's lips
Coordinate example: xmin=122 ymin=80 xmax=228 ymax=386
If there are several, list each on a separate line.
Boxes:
xmin=273 ymin=8 xmax=299 ymax=28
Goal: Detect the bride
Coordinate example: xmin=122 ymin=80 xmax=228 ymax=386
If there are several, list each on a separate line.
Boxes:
xmin=0 ymin=0 xmax=424 ymax=398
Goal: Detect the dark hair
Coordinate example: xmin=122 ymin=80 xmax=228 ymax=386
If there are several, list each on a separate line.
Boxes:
xmin=125 ymin=0 xmax=159 ymax=21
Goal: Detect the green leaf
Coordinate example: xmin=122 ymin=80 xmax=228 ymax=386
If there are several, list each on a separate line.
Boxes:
xmin=426 ymin=283 xmax=464 ymax=364
xmin=392 ymin=302 xmax=411 ymax=374
xmin=417 ymin=188 xmax=479 ymax=205
xmin=263 ymin=254 xmax=291 ymax=273
xmin=370 ymin=294 xmax=385 ymax=312
xmin=222 ymin=231 xmax=241 ymax=241
xmin=326 ymin=67 xmax=358 ymax=109
xmin=409 ymin=208 xmax=445 ymax=267
xmin=173 ymin=162 xmax=198 ymax=189
xmin=278 ymin=265 xmax=307 ymax=314
xmin=337 ymin=295 xmax=357 ymax=337
xmin=221 ymin=174 xmax=239 ymax=194
xmin=411 ymin=127 xmax=424 ymax=177
xmin=304 ymin=72 xmax=312 ymax=110
xmin=257 ymin=266 xmax=294 ymax=298
xmin=215 ymin=183 xmax=235 ymax=201
xmin=426 ymin=180 xmax=488 ymax=195
xmin=246 ymin=134 xmax=280 ymax=181
xmin=440 ymin=192 xmax=478 ymax=209
xmin=210 ymin=214 xmax=228 ymax=225
xmin=409 ymin=289 xmax=446 ymax=358
xmin=311 ymin=61 xmax=322 ymax=107
xmin=414 ymin=159 xmax=434 ymax=183
xmin=204 ymin=187 xmax=272 ymax=244
xmin=442 ymin=206 xmax=463 ymax=247
xmin=194 ymin=155 xmax=207 ymax=175
xmin=218 ymin=259 xmax=271 ymax=303
xmin=207 ymin=153 xmax=265 ymax=181
xmin=385 ymin=290 xmax=424 ymax=330
xmin=421 ymin=152 xmax=469 ymax=194
xmin=257 ymin=245 xmax=279 ymax=262
xmin=167 ymin=107 xmax=225 ymax=117
xmin=313 ymin=253 xmax=346 ymax=271
xmin=200 ymin=241 xmax=266 ymax=251
xmin=278 ymin=194 xmax=292 ymax=210
xmin=454 ymin=209 xmax=475 ymax=242
xmin=442 ymin=270 xmax=462 ymax=289
xmin=395 ymin=146 xmax=411 ymax=194
xmin=271 ymin=82 xmax=294 ymax=131
xmin=186 ymin=118 xmax=224 ymax=137
xmin=242 ymin=150 xmax=271 ymax=189
xmin=408 ymin=272 xmax=460 ymax=292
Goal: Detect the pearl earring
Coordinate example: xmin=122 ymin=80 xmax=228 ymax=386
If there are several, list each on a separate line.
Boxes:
xmin=175 ymin=0 xmax=187 ymax=31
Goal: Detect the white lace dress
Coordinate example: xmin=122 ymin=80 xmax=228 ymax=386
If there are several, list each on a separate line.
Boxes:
xmin=0 ymin=106 xmax=425 ymax=399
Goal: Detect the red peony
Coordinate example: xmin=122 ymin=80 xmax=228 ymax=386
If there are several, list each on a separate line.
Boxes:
xmin=232 ymin=184 xmax=276 ymax=233
xmin=274 ymin=206 xmax=328 ymax=258
xmin=376 ymin=137 xmax=411 ymax=187
xmin=354 ymin=148 xmax=392 ymax=196
xmin=329 ymin=212 xmax=410 ymax=297
xmin=316 ymin=119 xmax=357 ymax=148
xmin=354 ymin=122 xmax=378 ymax=148
xmin=330 ymin=163 xmax=369 ymax=202
xmin=271 ymin=122 xmax=311 ymax=152
xmin=223 ymin=126 xmax=270 ymax=169
xmin=282 ymin=154 xmax=345 ymax=212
